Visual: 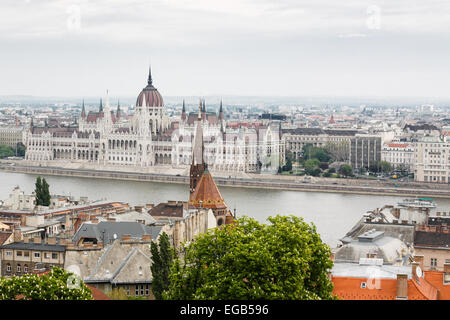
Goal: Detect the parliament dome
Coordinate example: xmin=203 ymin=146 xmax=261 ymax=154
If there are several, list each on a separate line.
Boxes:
xmin=136 ymin=67 xmax=164 ymax=108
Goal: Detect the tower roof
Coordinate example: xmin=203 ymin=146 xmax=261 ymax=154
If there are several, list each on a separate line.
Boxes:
xmin=189 ymin=169 xmax=227 ymax=210
xmin=136 ymin=66 xmax=164 ymax=107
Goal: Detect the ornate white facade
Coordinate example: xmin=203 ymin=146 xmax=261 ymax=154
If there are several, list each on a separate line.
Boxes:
xmin=25 ymin=68 xmax=284 ymax=173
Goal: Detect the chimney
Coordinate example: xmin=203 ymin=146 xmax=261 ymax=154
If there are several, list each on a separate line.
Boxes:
xmin=134 ymin=206 xmax=143 ymax=213
xmin=107 ymin=217 xmax=116 ymax=222
xmin=121 ymin=234 xmax=131 ymax=241
xmin=33 ymin=237 xmax=42 ymax=244
xmin=142 ymin=234 xmax=152 ymax=241
xmin=396 ymin=274 xmax=408 ymax=299
xmin=13 ymin=228 xmax=23 ymax=242
xmin=47 ymin=237 xmax=57 ymax=245
xmin=23 ymin=236 xmax=30 ymax=243
xmin=414 ymin=255 xmax=424 ymax=270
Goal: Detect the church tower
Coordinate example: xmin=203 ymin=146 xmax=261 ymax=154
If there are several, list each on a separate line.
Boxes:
xmin=189 ymin=100 xmax=206 ymax=195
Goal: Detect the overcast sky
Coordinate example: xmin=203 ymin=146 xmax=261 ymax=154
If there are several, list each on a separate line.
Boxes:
xmin=0 ymin=0 xmax=449 ymax=100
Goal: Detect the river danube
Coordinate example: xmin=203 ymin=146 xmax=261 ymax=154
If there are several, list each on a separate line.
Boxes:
xmin=2 ymin=171 xmax=450 ymax=248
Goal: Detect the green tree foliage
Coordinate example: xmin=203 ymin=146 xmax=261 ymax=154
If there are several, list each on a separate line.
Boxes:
xmin=302 ymin=144 xmax=331 ymax=163
xmin=0 ymin=267 xmax=93 ymax=300
xmin=35 ymin=176 xmax=43 ymax=206
xmin=338 ymin=164 xmax=353 ymax=177
xmin=0 ymin=144 xmax=14 ymax=159
xmin=150 ymin=232 xmax=174 ymax=300
xmin=282 ymin=151 xmax=293 ymax=172
xmin=16 ymin=143 xmax=26 ymax=157
xmin=41 ymin=178 xmax=51 ymax=206
xmin=163 ymin=215 xmax=335 ymax=300
xmin=304 ymin=159 xmax=321 ymax=176
xmin=35 ymin=176 xmax=50 ymax=206
xmin=379 ymin=161 xmax=393 ymax=174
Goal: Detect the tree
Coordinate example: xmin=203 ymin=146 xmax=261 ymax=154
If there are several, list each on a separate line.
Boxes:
xmin=150 ymin=232 xmax=174 ymax=300
xmin=41 ymin=178 xmax=51 ymax=206
xmin=35 ymin=176 xmax=50 ymax=206
xmin=163 ymin=215 xmax=336 ymax=300
xmin=302 ymin=144 xmax=331 ymax=163
xmin=324 ymin=141 xmax=349 ymax=162
xmin=16 ymin=143 xmax=26 ymax=157
xmin=304 ymin=159 xmax=320 ymax=176
xmin=34 ymin=176 xmax=43 ymax=206
xmin=0 ymin=144 xmax=14 ymax=159
xmin=338 ymin=164 xmax=353 ymax=177
xmin=379 ymin=161 xmax=392 ymax=174
xmin=0 ymin=267 xmax=93 ymax=300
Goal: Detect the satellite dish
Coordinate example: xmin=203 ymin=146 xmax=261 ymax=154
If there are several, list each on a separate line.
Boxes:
xmin=416 ymin=266 xmax=422 ymax=278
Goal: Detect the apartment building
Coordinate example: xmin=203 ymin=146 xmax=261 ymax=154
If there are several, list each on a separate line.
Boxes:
xmin=381 ymin=143 xmax=415 ymax=172
xmin=414 ymin=136 xmax=450 ymax=183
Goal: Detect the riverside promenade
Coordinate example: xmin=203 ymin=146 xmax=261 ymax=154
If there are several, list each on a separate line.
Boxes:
xmin=2 ymin=160 xmax=450 ymax=199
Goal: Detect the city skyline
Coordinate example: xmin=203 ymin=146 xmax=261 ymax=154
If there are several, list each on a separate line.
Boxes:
xmin=0 ymin=0 xmax=449 ymax=99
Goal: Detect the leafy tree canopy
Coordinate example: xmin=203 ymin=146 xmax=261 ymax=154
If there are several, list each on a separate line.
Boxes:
xmin=0 ymin=267 xmax=93 ymax=300
xmin=0 ymin=144 xmax=14 ymax=159
xmin=163 ymin=215 xmax=335 ymax=300
xmin=338 ymin=164 xmax=353 ymax=177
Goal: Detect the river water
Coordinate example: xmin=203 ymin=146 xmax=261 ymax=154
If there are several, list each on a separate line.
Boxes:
xmin=2 ymin=171 xmax=450 ymax=248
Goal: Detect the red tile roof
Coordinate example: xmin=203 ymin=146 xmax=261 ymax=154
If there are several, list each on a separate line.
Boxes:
xmin=387 ymin=143 xmax=409 ymax=148
xmin=332 ymin=275 xmax=438 ymax=300
xmin=86 ymin=284 xmax=111 ymax=300
xmin=189 ymin=170 xmax=227 ymax=210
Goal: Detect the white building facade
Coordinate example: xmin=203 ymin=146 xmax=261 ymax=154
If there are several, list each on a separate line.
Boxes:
xmin=24 ymin=68 xmax=284 ymax=173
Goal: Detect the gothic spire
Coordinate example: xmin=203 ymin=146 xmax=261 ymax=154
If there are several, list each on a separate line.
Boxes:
xmin=181 ymin=99 xmax=186 ymax=121
xmin=198 ymin=99 xmax=202 ymax=120
xmin=116 ymin=100 xmax=121 ymax=118
xmin=81 ymin=99 xmax=86 ymax=118
xmin=147 ymin=64 xmax=153 ymax=86
xmin=99 ymin=98 xmax=103 ymax=113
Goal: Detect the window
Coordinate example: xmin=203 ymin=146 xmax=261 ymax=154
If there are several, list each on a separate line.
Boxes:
xmin=125 ymin=285 xmax=130 ymax=296
xmin=16 ymin=251 xmax=22 ymax=257
xmin=5 ymin=251 xmax=12 ymax=257
xmin=24 ymin=265 xmax=28 ymax=273
xmin=431 ymin=258 xmax=438 ymax=267
xmin=17 ymin=264 xmax=21 ymax=272
xmin=24 ymin=251 xmax=29 ymax=257
xmin=361 ymin=282 xmax=367 ymax=289
xmin=145 ymin=284 xmax=149 ymax=296
xmin=140 ymin=285 xmax=144 ymax=296
xmin=135 ymin=286 xmax=139 ymax=296
xmin=52 ymin=253 xmax=58 ymax=260
xmin=34 ymin=252 xmax=40 ymax=258
xmin=44 ymin=253 xmax=50 ymax=259
xmin=6 ymin=264 xmax=11 ymax=272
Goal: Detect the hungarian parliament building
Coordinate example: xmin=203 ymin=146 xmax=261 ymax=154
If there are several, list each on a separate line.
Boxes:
xmin=24 ymin=67 xmax=285 ymax=174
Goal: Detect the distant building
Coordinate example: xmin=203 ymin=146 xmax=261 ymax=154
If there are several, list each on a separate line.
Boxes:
xmin=281 ymin=128 xmax=357 ymax=160
xmin=381 ymin=143 xmax=414 ymax=172
xmin=414 ymin=135 xmax=450 ymax=183
xmin=349 ymin=134 xmax=382 ymax=171
xmin=24 ymin=67 xmax=284 ymax=174
xmin=0 ymin=125 xmax=25 ymax=148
